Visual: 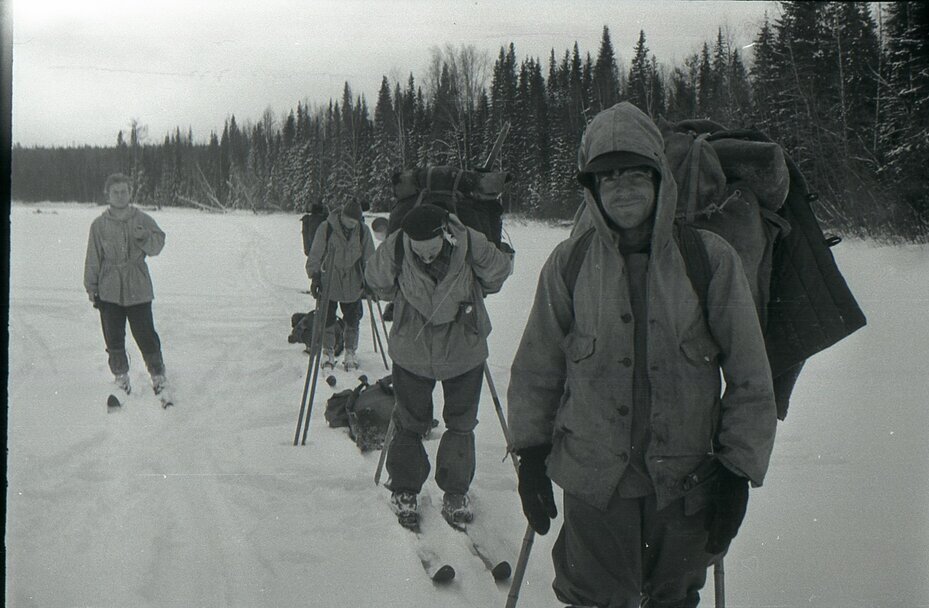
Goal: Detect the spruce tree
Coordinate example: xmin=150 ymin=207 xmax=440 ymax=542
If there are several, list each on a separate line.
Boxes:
xmin=592 ymin=26 xmax=620 ymax=114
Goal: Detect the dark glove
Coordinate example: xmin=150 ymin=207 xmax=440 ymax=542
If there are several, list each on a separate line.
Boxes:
xmin=90 ymin=293 xmax=101 ymax=309
xmin=517 ymin=444 xmax=558 ymax=535
xmin=310 ymin=273 xmax=321 ymax=299
xmin=382 ymin=301 xmax=394 ymax=323
xmin=704 ymin=466 xmax=749 ymax=554
xmin=499 ymin=241 xmax=516 ymax=262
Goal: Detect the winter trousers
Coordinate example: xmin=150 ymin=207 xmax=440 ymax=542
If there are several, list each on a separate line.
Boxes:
xmin=385 ymin=363 xmax=484 ymax=496
xmin=98 ymin=301 xmax=165 ymax=377
xmin=552 ymin=491 xmax=711 ymax=608
xmin=324 ymin=299 xmax=362 ymax=352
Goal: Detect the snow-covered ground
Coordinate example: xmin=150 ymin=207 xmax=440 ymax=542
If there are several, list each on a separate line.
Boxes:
xmin=6 ymin=202 xmax=929 ymax=608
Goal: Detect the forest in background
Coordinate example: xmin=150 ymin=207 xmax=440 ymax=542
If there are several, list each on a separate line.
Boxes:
xmin=11 ymin=2 xmax=929 ymax=242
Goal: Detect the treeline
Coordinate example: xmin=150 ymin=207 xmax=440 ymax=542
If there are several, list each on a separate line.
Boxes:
xmin=11 ymin=2 xmax=929 ymax=241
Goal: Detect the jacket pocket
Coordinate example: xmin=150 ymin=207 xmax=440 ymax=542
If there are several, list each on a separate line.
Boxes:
xmin=562 ymin=332 xmax=595 ymax=363
xmin=680 ymin=330 xmax=720 ymax=366
xmin=456 ymin=301 xmax=479 ymax=335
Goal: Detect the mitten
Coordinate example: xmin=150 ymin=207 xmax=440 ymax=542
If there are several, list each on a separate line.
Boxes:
xmin=90 ymin=293 xmax=101 ymax=309
xmin=517 ymin=444 xmax=558 ymax=535
xmin=310 ymin=273 xmax=321 ymax=299
xmin=704 ymin=466 xmax=749 ymax=554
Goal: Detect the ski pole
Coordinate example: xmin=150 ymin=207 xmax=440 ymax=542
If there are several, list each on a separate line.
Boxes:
xmin=293 ymin=277 xmax=327 ymax=445
xmin=373 ymin=298 xmax=390 ymax=346
xmin=366 ymin=295 xmax=389 ymax=370
xmin=481 ymin=361 xmax=538 ymax=608
xmin=365 ymin=295 xmax=378 ymax=353
xmin=506 ymin=526 xmax=536 ymax=608
xmin=374 ymin=413 xmax=396 ymax=485
xmin=714 ymin=558 xmax=725 ymax=608
xmin=300 ymin=254 xmax=336 ymax=445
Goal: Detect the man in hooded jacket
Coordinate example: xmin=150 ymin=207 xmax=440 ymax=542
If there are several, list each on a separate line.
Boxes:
xmin=507 ymin=102 xmax=777 ymax=607
xmin=365 ymin=204 xmax=513 ymax=529
xmin=306 ymin=200 xmax=376 ymax=371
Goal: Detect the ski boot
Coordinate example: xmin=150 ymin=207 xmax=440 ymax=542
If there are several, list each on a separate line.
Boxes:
xmin=114 ymin=372 xmax=132 ymax=395
xmin=390 ymin=490 xmax=420 ymax=531
xmin=441 ymin=493 xmax=473 ymax=528
xmin=152 ymin=374 xmax=174 ymax=408
xmin=321 ymin=349 xmax=336 ymax=371
xmin=343 ymin=349 xmax=359 ymax=372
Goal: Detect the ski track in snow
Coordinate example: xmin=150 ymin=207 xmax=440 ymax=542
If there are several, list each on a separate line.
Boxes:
xmin=6 ymin=202 xmax=929 ymax=608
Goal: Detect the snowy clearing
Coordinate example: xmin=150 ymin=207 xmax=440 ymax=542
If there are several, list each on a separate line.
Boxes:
xmin=6 ymin=202 xmax=929 ymax=607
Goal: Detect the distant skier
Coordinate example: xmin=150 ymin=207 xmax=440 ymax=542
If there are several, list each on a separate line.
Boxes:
xmin=306 ymin=200 xmax=375 ymax=371
xmin=507 ymin=102 xmax=778 ymax=608
xmin=365 ymin=204 xmax=513 ymax=530
xmin=84 ymin=172 xmax=169 ymax=398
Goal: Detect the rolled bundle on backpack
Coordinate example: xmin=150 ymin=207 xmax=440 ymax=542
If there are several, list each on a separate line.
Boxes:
xmin=391 ymin=166 xmax=511 ymax=201
xmin=709 ymin=139 xmax=790 ymax=212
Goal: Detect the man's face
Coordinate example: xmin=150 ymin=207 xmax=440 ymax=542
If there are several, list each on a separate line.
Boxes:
xmin=410 ymin=235 xmax=443 ymax=264
xmin=597 ymin=167 xmax=657 ymax=230
xmin=107 ymin=182 xmax=131 ymax=208
xmin=340 ymin=214 xmax=359 ymax=230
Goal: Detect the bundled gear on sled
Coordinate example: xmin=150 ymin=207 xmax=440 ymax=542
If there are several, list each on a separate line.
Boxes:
xmin=324 ymin=374 xmax=396 ymax=452
xmin=288 ymin=311 xmax=345 ymax=355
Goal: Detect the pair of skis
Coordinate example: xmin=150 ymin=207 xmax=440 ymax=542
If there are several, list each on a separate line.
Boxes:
xmin=399 ymin=496 xmax=512 ymax=585
xmin=107 ymin=387 xmax=174 ymax=411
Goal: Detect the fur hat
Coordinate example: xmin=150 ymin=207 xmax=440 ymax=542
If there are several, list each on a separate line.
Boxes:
xmin=401 ymin=204 xmax=448 ymax=241
xmin=342 ymin=200 xmax=363 ymax=222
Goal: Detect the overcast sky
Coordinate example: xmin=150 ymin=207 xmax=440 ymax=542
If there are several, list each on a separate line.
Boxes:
xmin=11 ymin=0 xmax=780 ymax=148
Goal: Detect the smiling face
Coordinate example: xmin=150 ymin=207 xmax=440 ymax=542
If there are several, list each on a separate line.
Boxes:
xmin=596 ymin=167 xmax=657 ymax=229
xmin=106 ymin=181 xmax=131 ymax=209
xmin=409 ymin=235 xmax=444 ymax=264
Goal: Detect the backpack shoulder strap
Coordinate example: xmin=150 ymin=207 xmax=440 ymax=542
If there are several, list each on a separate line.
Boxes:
xmin=563 ymin=228 xmax=596 ymax=298
xmin=673 ymin=222 xmax=711 ymax=319
xmin=393 ymin=232 xmax=405 ymax=269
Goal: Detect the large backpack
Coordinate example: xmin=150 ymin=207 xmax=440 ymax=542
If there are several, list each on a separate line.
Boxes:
xmin=300 ymin=206 xmax=328 ymax=256
xmin=324 ymin=374 xmax=395 ymax=452
xmin=388 ymin=166 xmax=511 ymax=248
xmin=568 ymin=119 xmax=866 ymax=419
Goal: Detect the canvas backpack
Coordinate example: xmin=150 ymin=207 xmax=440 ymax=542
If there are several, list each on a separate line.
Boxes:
xmin=388 ymin=166 xmax=511 ymax=249
xmin=288 ymin=310 xmax=345 ymax=355
xmin=300 ymin=206 xmax=328 ymax=256
xmin=568 ymin=119 xmax=866 ymax=419
xmin=324 ymin=375 xmax=395 ymax=452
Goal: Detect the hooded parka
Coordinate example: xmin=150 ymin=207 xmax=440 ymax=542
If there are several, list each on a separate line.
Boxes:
xmin=507 ymin=102 xmax=777 ymax=511
xmin=365 ymin=214 xmax=513 ymax=380
xmin=84 ymin=206 xmax=165 ymax=307
xmin=306 ymin=210 xmax=376 ymax=303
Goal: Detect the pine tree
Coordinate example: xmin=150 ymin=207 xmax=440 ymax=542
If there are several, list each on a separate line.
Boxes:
xmin=881 ymin=2 xmax=929 ymax=234
xmin=627 ymin=30 xmax=651 ymax=115
xmin=750 ymin=14 xmax=778 ymax=129
xmin=592 ymin=26 xmax=620 ymax=114
xmin=666 ymin=53 xmax=699 ymax=121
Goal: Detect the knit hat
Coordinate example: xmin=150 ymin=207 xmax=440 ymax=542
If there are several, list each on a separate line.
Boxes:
xmin=401 ymin=204 xmax=448 ymax=241
xmin=342 ymin=200 xmax=363 ymax=222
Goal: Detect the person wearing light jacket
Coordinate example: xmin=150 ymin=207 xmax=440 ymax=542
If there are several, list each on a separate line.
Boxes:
xmin=507 ymin=102 xmax=777 ymax=608
xmin=84 ymin=173 xmax=168 ymax=397
xmin=305 ymin=200 xmax=376 ymax=371
xmin=365 ymin=204 xmax=513 ymax=530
